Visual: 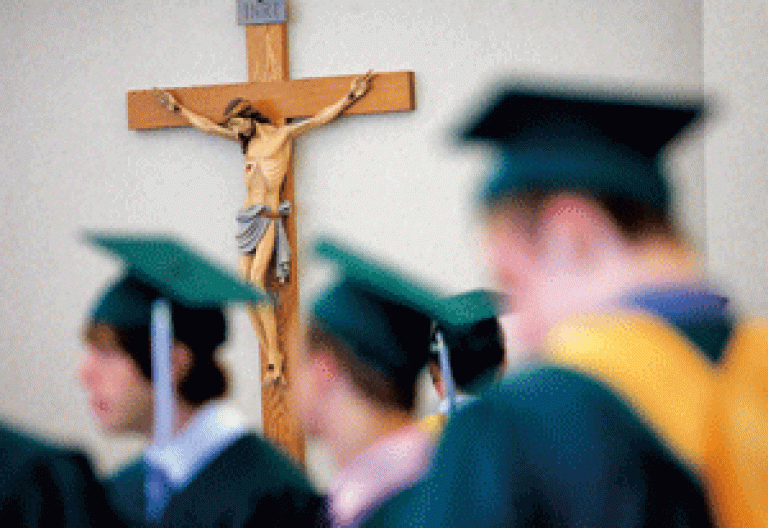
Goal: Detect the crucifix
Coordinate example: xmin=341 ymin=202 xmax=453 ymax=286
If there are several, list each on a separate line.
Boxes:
xmin=125 ymin=1 xmax=415 ymax=463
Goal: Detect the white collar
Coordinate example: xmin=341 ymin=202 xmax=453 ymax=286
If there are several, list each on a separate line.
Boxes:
xmin=329 ymin=425 xmax=433 ymax=527
xmin=437 ymin=393 xmax=478 ymax=415
xmin=144 ymin=401 xmax=248 ymax=488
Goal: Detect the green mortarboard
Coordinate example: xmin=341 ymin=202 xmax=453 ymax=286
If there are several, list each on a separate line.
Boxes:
xmin=438 ymin=289 xmax=505 ymax=331
xmin=460 ymin=81 xmax=707 ymax=211
xmin=431 ymin=289 xmax=507 ymax=398
xmin=84 ymin=232 xmax=267 ymax=308
xmin=83 ymin=231 xmax=266 ymax=448
xmin=311 ymin=238 xmax=451 ymax=394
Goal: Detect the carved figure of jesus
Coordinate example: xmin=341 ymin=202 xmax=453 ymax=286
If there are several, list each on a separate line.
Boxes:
xmin=157 ymin=71 xmax=372 ymax=385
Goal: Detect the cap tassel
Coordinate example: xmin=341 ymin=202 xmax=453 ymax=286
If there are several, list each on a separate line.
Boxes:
xmin=151 ymin=299 xmax=175 ymax=445
xmin=434 ymin=329 xmax=456 ymax=416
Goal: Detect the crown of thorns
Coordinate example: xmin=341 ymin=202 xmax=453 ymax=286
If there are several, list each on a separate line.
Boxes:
xmin=223 ymin=98 xmax=252 ymax=117
xmin=223 ymin=98 xmax=271 ymax=125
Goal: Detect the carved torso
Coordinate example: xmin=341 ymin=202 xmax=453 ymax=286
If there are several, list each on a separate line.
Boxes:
xmin=243 ymin=124 xmax=293 ymax=210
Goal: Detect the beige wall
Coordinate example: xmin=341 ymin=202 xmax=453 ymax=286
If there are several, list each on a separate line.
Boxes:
xmin=703 ymin=0 xmax=768 ymax=314
xmin=1 ymin=0 xmax=761 ymax=488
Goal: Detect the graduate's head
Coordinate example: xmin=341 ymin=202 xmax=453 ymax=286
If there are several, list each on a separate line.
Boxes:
xmin=78 ymin=233 xmax=265 ymax=438
xmin=80 ymin=273 xmax=232 ymax=436
xmin=294 ymin=240 xmax=439 ymax=438
xmin=428 ymin=290 xmax=506 ymax=398
xmin=460 ymin=80 xmax=707 ymax=350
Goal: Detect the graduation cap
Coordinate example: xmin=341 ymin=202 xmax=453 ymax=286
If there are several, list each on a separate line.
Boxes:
xmin=311 ymin=238 xmax=458 ymax=397
xmin=430 ymin=290 xmax=506 ymax=409
xmin=83 ymin=231 xmax=267 ymax=447
xmin=459 ymin=81 xmax=707 ymax=211
xmin=438 ymin=289 xmax=504 ymax=328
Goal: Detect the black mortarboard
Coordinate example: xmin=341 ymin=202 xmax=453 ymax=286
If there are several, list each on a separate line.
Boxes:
xmin=310 ymin=238 xmax=452 ymax=394
xmin=460 ymin=81 xmax=707 ymax=212
xmin=431 ymin=290 xmax=506 ymax=397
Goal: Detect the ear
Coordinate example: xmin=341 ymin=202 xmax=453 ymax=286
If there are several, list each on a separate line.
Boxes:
xmin=434 ymin=378 xmax=444 ymax=400
xmin=428 ymin=363 xmax=445 ymax=399
xmin=538 ymin=193 xmax=617 ymax=268
xmin=171 ymin=343 xmax=194 ymax=381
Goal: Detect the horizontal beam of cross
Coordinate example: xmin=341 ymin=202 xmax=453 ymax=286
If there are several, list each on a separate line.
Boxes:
xmin=126 ymin=71 xmax=415 ymax=130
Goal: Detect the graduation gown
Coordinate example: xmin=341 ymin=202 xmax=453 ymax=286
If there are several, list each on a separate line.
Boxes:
xmin=0 ymin=422 xmax=123 ymax=528
xmin=107 ymin=432 xmax=322 ymax=528
xmin=365 ymin=306 xmax=732 ymax=527
xmin=704 ymin=319 xmax=768 ymax=527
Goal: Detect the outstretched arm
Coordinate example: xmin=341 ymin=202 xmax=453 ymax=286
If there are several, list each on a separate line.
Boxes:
xmin=286 ymin=70 xmax=373 ymax=138
xmin=155 ymin=89 xmax=238 ymax=141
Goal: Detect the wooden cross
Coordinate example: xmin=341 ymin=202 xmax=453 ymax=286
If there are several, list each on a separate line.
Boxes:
xmin=125 ymin=16 xmax=415 ymax=463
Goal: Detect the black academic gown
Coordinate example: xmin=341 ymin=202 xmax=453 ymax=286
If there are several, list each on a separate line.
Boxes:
xmin=365 ymin=310 xmax=729 ymax=528
xmin=0 ymin=422 xmax=123 ymax=528
xmin=107 ymin=432 xmax=323 ymax=528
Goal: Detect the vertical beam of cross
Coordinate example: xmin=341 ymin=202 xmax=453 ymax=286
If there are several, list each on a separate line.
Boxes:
xmin=243 ymin=22 xmax=305 ymax=462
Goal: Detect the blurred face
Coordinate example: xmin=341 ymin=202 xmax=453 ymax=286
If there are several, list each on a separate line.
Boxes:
xmin=292 ymin=333 xmax=325 ymax=437
xmin=486 ymin=195 xmax=622 ymax=353
xmin=484 ymin=207 xmax=545 ymax=352
xmin=78 ymin=333 xmax=153 ymax=436
xmin=292 ymin=324 xmax=354 ymax=439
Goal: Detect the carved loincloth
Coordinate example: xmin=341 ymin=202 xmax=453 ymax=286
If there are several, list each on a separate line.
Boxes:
xmin=236 ymin=201 xmax=291 ymax=282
